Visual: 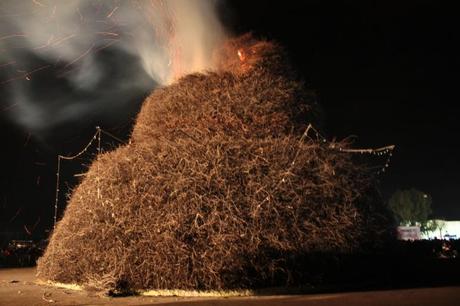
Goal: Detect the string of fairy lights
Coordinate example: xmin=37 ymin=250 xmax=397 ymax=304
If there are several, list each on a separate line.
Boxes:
xmin=52 ymin=124 xmax=395 ymax=229
xmin=53 ymin=126 xmax=125 ymax=230
xmin=304 ymin=123 xmax=395 ymax=175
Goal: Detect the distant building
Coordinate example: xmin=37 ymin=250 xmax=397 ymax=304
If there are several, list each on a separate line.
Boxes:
xmin=422 ymin=220 xmax=460 ymax=240
xmin=396 ymin=220 xmax=460 ymax=241
xmin=397 ymin=226 xmax=421 ymax=241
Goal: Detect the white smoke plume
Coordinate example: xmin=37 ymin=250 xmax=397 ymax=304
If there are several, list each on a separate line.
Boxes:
xmin=0 ymin=0 xmax=226 ymax=134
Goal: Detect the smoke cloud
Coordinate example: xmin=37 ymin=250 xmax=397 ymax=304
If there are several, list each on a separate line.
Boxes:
xmin=0 ymin=0 xmax=226 ymax=136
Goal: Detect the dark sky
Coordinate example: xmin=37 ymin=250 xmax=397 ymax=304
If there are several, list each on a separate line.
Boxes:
xmin=225 ymin=0 xmax=459 ymax=218
xmin=1 ymin=0 xmax=459 ymax=241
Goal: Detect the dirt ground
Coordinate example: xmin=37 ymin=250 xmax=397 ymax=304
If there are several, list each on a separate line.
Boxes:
xmin=1 ymin=267 xmax=460 ymax=306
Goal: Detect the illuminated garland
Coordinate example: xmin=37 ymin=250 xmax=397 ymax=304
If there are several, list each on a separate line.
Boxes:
xmin=304 ymin=124 xmax=395 ymax=175
xmin=53 ymin=124 xmax=395 ymax=229
xmin=53 ymin=127 xmax=124 ymax=230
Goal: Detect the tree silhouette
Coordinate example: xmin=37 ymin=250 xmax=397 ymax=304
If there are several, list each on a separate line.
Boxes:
xmin=389 ymin=188 xmax=432 ymax=228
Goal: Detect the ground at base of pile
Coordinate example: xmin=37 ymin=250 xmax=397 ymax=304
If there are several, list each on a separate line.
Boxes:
xmin=37 ymin=279 xmax=328 ymax=297
xmin=3 ymin=268 xmax=460 ymax=306
xmin=37 ymin=279 xmax=255 ymax=297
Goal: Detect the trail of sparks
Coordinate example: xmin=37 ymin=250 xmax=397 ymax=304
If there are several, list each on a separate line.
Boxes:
xmin=1 ymin=1 xmax=177 ymax=84
xmin=33 ymin=35 xmax=55 ymax=50
xmin=63 ymin=43 xmax=95 ymax=69
xmin=0 ymin=64 xmax=51 ymax=85
xmin=95 ymin=32 xmax=119 ymax=37
xmin=149 ymin=0 xmax=181 ymax=79
xmin=1 ymin=102 xmax=18 ymax=112
xmin=32 ymin=0 xmax=46 ymax=7
xmin=0 ymin=60 xmax=16 ymax=69
xmin=77 ymin=7 xmax=83 ymax=21
xmin=8 ymin=207 xmax=22 ymax=223
xmin=51 ymin=33 xmax=76 ymax=47
xmin=50 ymin=5 xmax=56 ymax=18
xmin=0 ymin=33 xmax=27 ymax=41
xmin=24 ymin=224 xmax=32 ymax=235
xmin=106 ymin=6 xmax=118 ymax=18
xmin=32 ymin=216 xmax=41 ymax=231
xmin=34 ymin=32 xmax=84 ymax=51
xmin=94 ymin=39 xmax=120 ymax=52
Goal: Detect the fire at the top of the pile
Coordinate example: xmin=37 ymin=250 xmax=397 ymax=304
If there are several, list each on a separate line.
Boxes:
xmin=213 ymin=33 xmax=284 ymax=76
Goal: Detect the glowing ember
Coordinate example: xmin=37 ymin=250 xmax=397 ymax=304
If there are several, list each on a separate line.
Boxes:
xmin=237 ymin=48 xmax=245 ymax=62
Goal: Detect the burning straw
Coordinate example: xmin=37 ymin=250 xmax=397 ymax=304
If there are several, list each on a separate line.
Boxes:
xmin=37 ymin=35 xmax=392 ymax=293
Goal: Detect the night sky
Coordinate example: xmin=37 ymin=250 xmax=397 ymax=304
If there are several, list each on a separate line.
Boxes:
xmin=1 ymin=0 xmax=459 ymax=242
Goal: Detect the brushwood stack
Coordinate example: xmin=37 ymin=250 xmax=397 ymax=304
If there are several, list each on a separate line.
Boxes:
xmin=37 ymin=34 xmax=392 ymax=292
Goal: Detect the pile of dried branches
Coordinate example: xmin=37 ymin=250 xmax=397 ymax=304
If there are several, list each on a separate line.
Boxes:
xmin=37 ymin=35 xmax=392 ymax=292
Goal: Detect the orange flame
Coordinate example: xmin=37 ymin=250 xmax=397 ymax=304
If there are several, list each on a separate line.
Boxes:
xmin=237 ymin=48 xmax=245 ymax=62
